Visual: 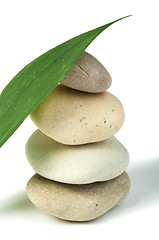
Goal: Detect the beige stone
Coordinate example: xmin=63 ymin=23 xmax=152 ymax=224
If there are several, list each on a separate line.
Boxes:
xmin=60 ymin=52 xmax=112 ymax=93
xmin=30 ymin=85 xmax=124 ymax=145
xmin=25 ymin=130 xmax=129 ymax=184
xmin=26 ymin=172 xmax=130 ymax=222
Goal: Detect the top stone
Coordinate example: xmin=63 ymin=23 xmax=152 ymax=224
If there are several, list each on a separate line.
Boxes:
xmin=60 ymin=52 xmax=112 ymax=93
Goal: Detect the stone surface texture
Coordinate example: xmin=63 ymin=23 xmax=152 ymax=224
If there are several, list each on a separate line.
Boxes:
xmin=30 ymin=85 xmax=125 ymax=145
xmin=26 ymin=172 xmax=130 ymax=222
xmin=25 ymin=130 xmax=129 ymax=184
xmin=60 ymin=51 xmax=112 ymax=93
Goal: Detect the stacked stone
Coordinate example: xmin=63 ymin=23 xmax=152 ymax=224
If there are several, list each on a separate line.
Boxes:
xmin=26 ymin=52 xmax=130 ymax=222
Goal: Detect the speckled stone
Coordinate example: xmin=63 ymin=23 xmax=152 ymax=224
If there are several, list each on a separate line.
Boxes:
xmin=60 ymin=51 xmax=112 ymax=93
xmin=30 ymin=85 xmax=124 ymax=145
xmin=25 ymin=130 xmax=129 ymax=184
xmin=26 ymin=172 xmax=130 ymax=222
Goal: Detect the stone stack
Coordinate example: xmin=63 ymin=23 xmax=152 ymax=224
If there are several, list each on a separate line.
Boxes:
xmin=25 ymin=52 xmax=130 ymax=222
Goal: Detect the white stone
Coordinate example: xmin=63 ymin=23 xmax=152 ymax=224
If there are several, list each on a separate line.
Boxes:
xmin=25 ymin=130 xmax=129 ymax=184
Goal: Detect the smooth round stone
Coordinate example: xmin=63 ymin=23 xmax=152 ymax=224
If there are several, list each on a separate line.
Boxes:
xmin=26 ymin=172 xmax=130 ymax=222
xmin=30 ymin=85 xmax=125 ymax=145
xmin=25 ymin=130 xmax=129 ymax=184
xmin=60 ymin=52 xmax=112 ymax=93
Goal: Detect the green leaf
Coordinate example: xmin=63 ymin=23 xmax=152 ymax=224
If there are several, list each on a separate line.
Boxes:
xmin=0 ymin=15 xmax=131 ymax=148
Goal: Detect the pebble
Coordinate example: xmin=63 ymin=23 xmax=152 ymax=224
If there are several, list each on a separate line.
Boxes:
xmin=30 ymin=85 xmax=124 ymax=145
xmin=60 ymin=52 xmax=112 ymax=93
xmin=26 ymin=172 xmax=130 ymax=222
xmin=25 ymin=130 xmax=129 ymax=184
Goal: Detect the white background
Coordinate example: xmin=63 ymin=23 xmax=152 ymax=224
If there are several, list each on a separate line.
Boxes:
xmin=0 ymin=0 xmax=159 ymax=239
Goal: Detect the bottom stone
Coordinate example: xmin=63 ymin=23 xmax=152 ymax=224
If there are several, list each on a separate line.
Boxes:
xmin=26 ymin=172 xmax=130 ymax=222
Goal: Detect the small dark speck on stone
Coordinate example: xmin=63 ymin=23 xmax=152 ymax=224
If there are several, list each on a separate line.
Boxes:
xmin=96 ymin=125 xmax=98 ymax=127
xmin=110 ymin=125 xmax=112 ymax=128
xmin=80 ymin=117 xmax=86 ymax=122
xmin=112 ymin=109 xmax=115 ymax=112
xmin=75 ymin=106 xmax=78 ymax=109
xmin=96 ymin=204 xmax=98 ymax=207
xmin=73 ymin=140 xmax=76 ymax=143
xmin=104 ymin=121 xmax=107 ymax=124
xmin=79 ymin=105 xmax=83 ymax=107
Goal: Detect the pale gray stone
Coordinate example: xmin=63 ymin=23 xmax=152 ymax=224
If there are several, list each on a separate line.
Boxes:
xmin=26 ymin=172 xmax=130 ymax=222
